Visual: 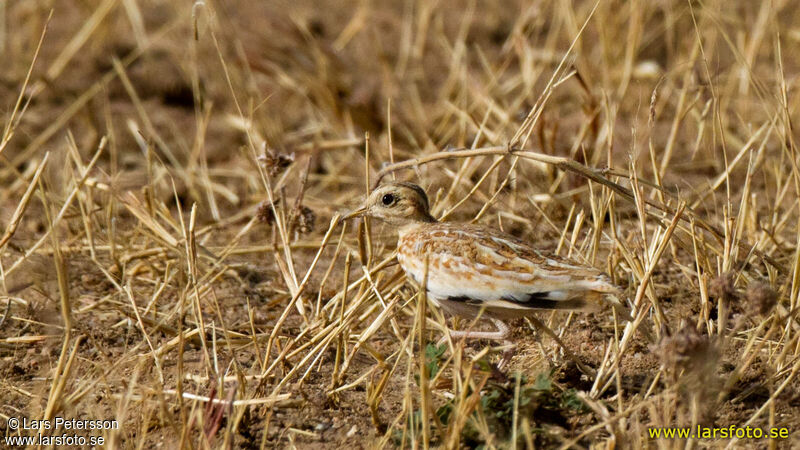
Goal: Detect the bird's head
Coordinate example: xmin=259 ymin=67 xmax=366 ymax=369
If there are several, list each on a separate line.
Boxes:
xmin=342 ymin=182 xmax=436 ymax=226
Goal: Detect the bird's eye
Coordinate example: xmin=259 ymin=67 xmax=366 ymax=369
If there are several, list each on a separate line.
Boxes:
xmin=381 ymin=194 xmax=395 ymax=206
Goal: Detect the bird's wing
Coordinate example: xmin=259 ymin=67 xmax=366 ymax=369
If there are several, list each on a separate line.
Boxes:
xmin=397 ymin=223 xmax=619 ymax=312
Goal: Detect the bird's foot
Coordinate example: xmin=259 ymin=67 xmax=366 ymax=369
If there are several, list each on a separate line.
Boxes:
xmin=495 ymin=341 xmax=516 ymax=371
xmin=438 ymin=325 xmax=515 ymax=371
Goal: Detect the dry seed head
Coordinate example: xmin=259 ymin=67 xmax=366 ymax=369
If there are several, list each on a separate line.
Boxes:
xmin=256 ymin=201 xmax=316 ymax=235
xmin=256 ymin=200 xmax=276 ymax=224
xmin=295 ymin=206 xmax=316 ymax=234
xmin=258 ymin=149 xmax=295 ymax=177
xmin=659 ymin=324 xmax=716 ymax=375
xmin=746 ymin=282 xmax=778 ymax=316
xmin=709 ymin=271 xmax=738 ymax=301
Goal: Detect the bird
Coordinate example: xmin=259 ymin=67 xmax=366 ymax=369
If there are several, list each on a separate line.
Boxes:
xmin=342 ymin=181 xmax=625 ymax=369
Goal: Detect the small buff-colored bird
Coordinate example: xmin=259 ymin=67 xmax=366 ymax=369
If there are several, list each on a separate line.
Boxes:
xmin=344 ymin=181 xmax=623 ymax=367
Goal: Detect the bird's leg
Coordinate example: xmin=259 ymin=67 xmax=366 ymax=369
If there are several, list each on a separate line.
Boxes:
xmin=436 ymin=318 xmax=516 ymax=370
xmin=491 ymin=319 xmax=516 ymax=371
xmin=436 ymin=317 xmax=508 ymax=344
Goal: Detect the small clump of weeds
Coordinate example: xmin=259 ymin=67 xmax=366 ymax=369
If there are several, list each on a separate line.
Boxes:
xmin=403 ymin=348 xmax=590 ymax=447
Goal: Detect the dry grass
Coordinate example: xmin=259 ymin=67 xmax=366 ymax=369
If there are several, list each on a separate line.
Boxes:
xmin=2 ymin=0 xmax=800 ymax=448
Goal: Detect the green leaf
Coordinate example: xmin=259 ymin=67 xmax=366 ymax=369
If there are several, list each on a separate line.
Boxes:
xmin=423 ymin=343 xmax=446 ymax=378
xmin=436 ymin=402 xmax=453 ymax=424
xmin=425 ymin=342 xmax=447 ymax=360
xmin=533 ymin=372 xmax=552 ymax=391
xmin=561 ymin=388 xmax=587 ymax=411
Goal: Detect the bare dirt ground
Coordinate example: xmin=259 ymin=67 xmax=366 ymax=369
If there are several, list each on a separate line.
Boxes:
xmin=2 ymin=0 xmax=800 ymax=448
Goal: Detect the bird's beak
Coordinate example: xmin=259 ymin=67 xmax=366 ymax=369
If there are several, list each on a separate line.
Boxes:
xmin=338 ymin=205 xmax=367 ymax=226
